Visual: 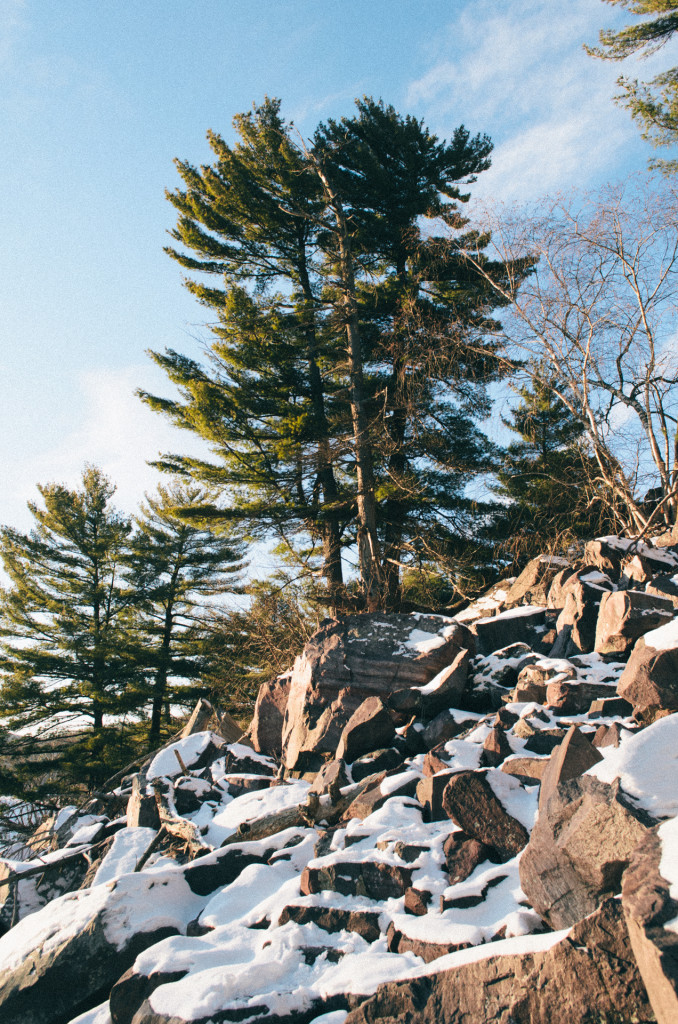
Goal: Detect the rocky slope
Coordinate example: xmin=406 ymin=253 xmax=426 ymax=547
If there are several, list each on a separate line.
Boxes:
xmin=3 ymin=535 xmax=678 ymax=1023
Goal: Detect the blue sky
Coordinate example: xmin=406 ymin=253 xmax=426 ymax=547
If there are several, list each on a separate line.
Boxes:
xmin=1 ymin=0 xmax=674 ymax=534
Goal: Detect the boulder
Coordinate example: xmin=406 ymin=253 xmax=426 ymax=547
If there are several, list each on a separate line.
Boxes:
xmin=281 ymin=614 xmax=473 ymax=771
xmin=545 ymin=678 xmax=618 ymax=714
xmin=441 ymin=771 xmax=530 ymax=861
xmin=546 ymin=565 xmax=579 ymax=609
xmin=335 ymin=696 xmax=396 ymax=763
xmin=421 ymin=708 xmax=477 ymax=749
xmin=126 ymin=775 xmax=161 ymax=830
xmin=443 ymin=830 xmax=493 ymax=884
xmin=416 ymin=648 xmax=469 ymax=717
xmin=537 ymin=725 xmax=603 ymax=811
xmin=520 ymin=775 xmax=655 ymax=929
xmin=278 ymin=903 xmax=382 ymax=942
xmin=248 ymin=675 xmax=291 ymax=756
xmin=622 ymin=826 xmax=678 ymax=1024
xmin=500 ymin=755 xmax=549 ymax=786
xmin=386 ymin=920 xmax=471 ymax=964
xmin=345 ymin=898 xmax=653 ymax=1024
xmin=480 ymin=726 xmax=513 ymax=768
xmin=646 ymin=574 xmax=678 ymax=611
xmin=474 ymin=607 xmax=547 ymax=656
xmin=503 ymin=555 xmax=571 ymax=609
xmin=416 ymin=771 xmax=454 ymax=823
xmin=553 ymin=576 xmax=612 ymax=656
xmin=617 ymin=619 xmax=678 ymax=720
xmin=0 ymin=869 xmax=206 ymax=1024
xmin=300 ymin=860 xmax=412 ymax=900
xmin=594 ymin=589 xmax=674 ymax=655
xmin=584 ymin=538 xmax=626 ymax=578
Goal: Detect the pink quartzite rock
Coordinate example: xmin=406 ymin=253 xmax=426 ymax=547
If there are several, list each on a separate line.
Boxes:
xmin=503 ymin=555 xmax=571 ymax=609
xmin=520 ymin=775 xmax=655 ymax=929
xmin=537 ymin=725 xmax=602 ymax=811
xmin=441 ymin=771 xmax=530 ymax=861
xmin=249 ymin=675 xmax=292 ymax=757
xmin=281 ymin=614 xmax=474 ymax=771
xmin=335 ymin=696 xmax=396 ymax=763
xmin=617 ymin=626 xmax=678 ymax=721
xmin=344 ymin=898 xmax=652 ymax=1024
xmin=594 ymin=589 xmax=674 ymax=655
xmin=622 ymin=827 xmax=678 ymax=1024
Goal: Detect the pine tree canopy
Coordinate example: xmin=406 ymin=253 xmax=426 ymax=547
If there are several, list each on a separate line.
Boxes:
xmin=142 ymin=97 xmax=526 ymax=611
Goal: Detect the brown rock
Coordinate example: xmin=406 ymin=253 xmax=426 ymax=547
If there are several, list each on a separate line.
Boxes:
xmin=618 ymin=629 xmax=678 ymax=720
xmin=584 ymin=538 xmax=625 ymax=578
xmin=300 ymin=860 xmax=412 ymax=900
xmin=592 ymin=722 xmax=626 ymax=748
xmin=480 ymin=726 xmax=513 ymax=768
xmin=441 ymin=771 xmax=530 ymax=861
xmin=443 ymin=830 xmax=493 ymax=884
xmin=545 ymin=678 xmax=617 ymax=714
xmin=309 ymin=758 xmax=349 ymax=797
xmin=546 ymin=565 xmax=579 ymax=610
xmin=422 ymin=750 xmax=451 ymax=776
xmin=404 ymin=887 xmax=432 ymax=916
xmin=622 ymin=827 xmax=678 ymax=1024
xmin=538 ymin=725 xmax=603 ymax=812
xmin=646 ymin=574 xmax=678 ymax=611
xmin=278 ymin=904 xmax=381 ymax=943
xmin=595 ymin=589 xmax=674 ymax=655
xmin=249 ymin=676 xmax=291 ymax=756
xmin=386 ymin=920 xmax=471 ymax=964
xmin=500 ymin=756 xmax=548 ymax=785
xmin=281 ymin=614 xmax=473 ymax=771
xmin=503 ymin=555 xmax=571 ymax=608
xmin=475 ymin=607 xmax=547 ymax=656
xmin=126 ymin=775 xmax=160 ymax=830
xmin=336 ymin=696 xmax=396 ymax=763
xmin=588 ymin=695 xmax=633 ymax=717
xmin=346 ymin=897 xmax=653 ymax=1024
xmin=342 ymin=768 xmax=417 ymax=821
xmin=553 ymin=577 xmax=612 ymax=656
xmin=417 ymin=648 xmax=469 ymax=716
xmin=417 ymin=771 xmax=454 ymax=823
xmin=520 ymin=775 xmax=655 ymax=929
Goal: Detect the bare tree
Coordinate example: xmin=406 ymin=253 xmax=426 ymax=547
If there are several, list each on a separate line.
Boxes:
xmin=462 ymin=177 xmax=678 ymax=533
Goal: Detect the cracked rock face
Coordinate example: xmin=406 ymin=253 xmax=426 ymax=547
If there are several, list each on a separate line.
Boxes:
xmin=280 ymin=614 xmax=471 ymax=771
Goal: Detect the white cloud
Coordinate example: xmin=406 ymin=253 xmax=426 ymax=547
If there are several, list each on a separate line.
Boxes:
xmin=406 ymin=0 xmax=673 ymax=201
xmin=4 ymin=364 xmax=210 ymax=530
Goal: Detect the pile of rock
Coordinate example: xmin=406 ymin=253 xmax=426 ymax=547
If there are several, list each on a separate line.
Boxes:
xmin=2 ymin=534 xmax=678 ymax=1024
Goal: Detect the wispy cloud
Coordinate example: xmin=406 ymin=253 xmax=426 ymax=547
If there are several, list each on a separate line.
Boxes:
xmin=406 ymin=0 xmax=670 ymax=201
xmin=5 ymin=365 xmax=210 ymax=530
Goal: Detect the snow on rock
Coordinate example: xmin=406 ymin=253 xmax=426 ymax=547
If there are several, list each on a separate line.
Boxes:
xmin=588 ymin=712 xmax=678 ymax=818
xmin=147 ymin=731 xmax=225 ymax=780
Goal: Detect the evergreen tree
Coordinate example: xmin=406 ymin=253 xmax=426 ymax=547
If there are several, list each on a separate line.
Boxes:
xmin=128 ymin=481 xmax=244 ymax=746
xmin=587 ymin=0 xmax=678 ymax=171
xmin=144 ymin=97 xmax=518 ymax=610
xmin=0 ymin=467 xmax=140 ymax=794
xmin=141 ymin=98 xmax=348 ymax=611
xmin=492 ymin=371 xmax=610 ymax=561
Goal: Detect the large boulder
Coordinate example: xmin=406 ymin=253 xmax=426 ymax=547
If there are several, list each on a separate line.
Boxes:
xmin=336 ymin=696 xmax=396 ymax=763
xmin=622 ymin=824 xmax=678 ymax=1024
xmin=441 ymin=771 xmax=530 ymax=862
xmin=594 ymin=589 xmax=674 ymax=655
xmin=520 ymin=775 xmax=655 ymax=929
xmin=248 ymin=675 xmax=292 ymax=756
xmin=345 ymin=898 xmax=653 ymax=1024
xmin=281 ymin=614 xmax=473 ymax=771
xmin=474 ymin=606 xmax=546 ymax=656
xmin=503 ymin=555 xmax=571 ymax=608
xmin=617 ymin=618 xmax=678 ymax=720
xmin=553 ymin=576 xmax=613 ymax=657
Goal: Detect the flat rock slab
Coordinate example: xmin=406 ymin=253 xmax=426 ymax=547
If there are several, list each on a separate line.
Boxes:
xmin=520 ymin=775 xmax=655 ymax=929
xmin=345 ymin=898 xmax=653 ymax=1024
xmin=248 ymin=676 xmax=292 ymax=757
xmin=441 ymin=771 xmax=530 ymax=861
xmin=474 ymin=607 xmax=546 ymax=656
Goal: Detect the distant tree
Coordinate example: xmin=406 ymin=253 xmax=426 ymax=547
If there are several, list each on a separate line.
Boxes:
xmin=492 ymin=370 xmax=612 ymax=562
xmin=128 ymin=481 xmax=244 ymax=746
xmin=461 ymin=179 xmax=678 ymax=534
xmin=587 ymin=0 xmax=678 ymax=171
xmin=0 ymin=467 xmax=141 ymax=794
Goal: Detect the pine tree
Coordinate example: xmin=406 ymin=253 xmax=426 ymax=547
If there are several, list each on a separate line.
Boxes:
xmin=493 ymin=371 xmax=610 ymax=561
xmin=144 ymin=97 xmax=518 ymax=610
xmin=0 ymin=467 xmax=140 ymax=795
xmin=128 ymin=481 xmax=244 ymax=746
xmin=587 ymin=0 xmax=678 ymax=171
